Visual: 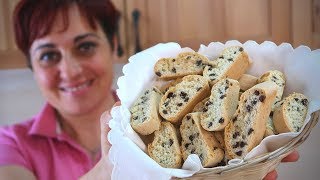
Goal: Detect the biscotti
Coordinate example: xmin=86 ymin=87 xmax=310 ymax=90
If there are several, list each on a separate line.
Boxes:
xmin=192 ymin=97 xmax=210 ymax=112
xmin=273 ymin=93 xmax=309 ymax=133
xmin=159 ymin=75 xmax=210 ymax=124
xmin=199 ymin=78 xmax=240 ymax=131
xmin=130 ymin=87 xmax=163 ymax=135
xmin=258 ymin=70 xmax=286 ymax=136
xmin=224 ymin=81 xmax=277 ymax=159
xmin=154 ymin=52 xmax=211 ymax=80
xmin=180 ymin=113 xmax=224 ymax=167
xmin=203 ymin=46 xmax=250 ymax=86
xmin=238 ymin=74 xmax=258 ymax=91
xmin=148 ymin=122 xmax=182 ymax=168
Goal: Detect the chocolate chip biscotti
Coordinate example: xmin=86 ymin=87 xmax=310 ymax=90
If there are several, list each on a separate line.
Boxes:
xmin=199 ymin=78 xmax=240 ymax=131
xmin=180 ymin=113 xmax=224 ymax=167
xmin=273 ymin=93 xmax=309 ymax=133
xmin=224 ymin=81 xmax=277 ymax=159
xmin=159 ymin=75 xmax=210 ymax=124
xmin=130 ymin=87 xmax=163 ymax=135
xmin=258 ymin=70 xmax=286 ymax=136
xmin=148 ymin=122 xmax=182 ymax=168
xmin=203 ymin=46 xmax=250 ymax=86
xmin=154 ymin=52 xmax=212 ymax=80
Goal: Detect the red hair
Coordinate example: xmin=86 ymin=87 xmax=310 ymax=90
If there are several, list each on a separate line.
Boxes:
xmin=13 ymin=0 xmax=120 ymax=66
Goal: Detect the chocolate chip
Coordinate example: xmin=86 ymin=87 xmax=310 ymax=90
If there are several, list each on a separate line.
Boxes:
xmin=161 ymin=142 xmax=166 ymax=147
xmin=233 ymin=132 xmax=240 ymax=139
xmin=259 ymin=95 xmax=266 ymax=102
xmin=196 ymin=87 xmax=202 ymax=91
xmin=252 ymin=100 xmax=257 ymax=105
xmin=185 ymin=143 xmax=191 ymax=148
xmin=228 ymin=58 xmax=233 ymax=61
xmin=239 ymin=141 xmax=246 ymax=148
xmin=180 ymin=91 xmax=187 ymax=99
xmin=142 ymin=117 xmax=147 ymax=122
xmin=196 ymin=60 xmax=202 ymax=66
xmin=199 ymin=154 xmax=204 ymax=161
xmin=164 ymin=101 xmax=169 ymax=107
xmin=208 ymin=122 xmax=213 ymax=128
xmin=220 ymin=94 xmax=226 ymax=99
xmin=225 ymin=86 xmax=229 ymax=90
xmin=232 ymin=116 xmax=237 ymax=123
xmin=187 ymin=56 xmax=191 ymax=60
xmin=219 ymin=56 xmax=224 ymax=59
xmin=209 ymin=73 xmax=216 ymax=77
xmin=162 ymin=110 xmax=168 ymax=114
xmin=254 ymin=90 xmax=260 ymax=96
xmin=302 ymin=99 xmax=308 ymax=106
xmin=246 ymin=105 xmax=252 ymax=112
xmin=203 ymin=107 xmax=208 ymax=112
xmin=156 ymin=71 xmax=161 ymax=76
xmin=205 ymin=101 xmax=212 ymax=106
xmin=236 ymin=151 xmax=243 ymax=156
xmin=191 ymin=149 xmax=195 ymax=154
xmin=294 ymin=98 xmax=299 ymax=102
xmin=213 ymin=147 xmax=218 ymax=150
xmin=171 ymin=67 xmax=176 ymax=73
xmin=269 ymin=111 xmax=274 ymax=117
xmin=133 ymin=116 xmax=138 ymax=120
xmin=239 ymin=47 xmax=244 ymax=52
xmin=172 ymin=58 xmax=176 ymax=62
xmin=186 ymin=115 xmax=191 ymax=120
xmin=184 ymin=97 xmax=189 ymax=102
xmin=192 ymin=119 xmax=195 ymax=124
xmin=219 ymin=118 xmax=224 ymax=124
xmin=208 ymin=67 xmax=213 ymax=71
xmin=248 ymin=128 xmax=254 ymax=135
xmin=232 ymin=142 xmax=240 ymax=148
xmin=169 ymin=139 xmax=173 ymax=146
xmin=177 ymin=103 xmax=183 ymax=107
xmin=167 ymin=92 xmax=174 ymax=98
xmin=189 ymin=135 xmax=194 ymax=141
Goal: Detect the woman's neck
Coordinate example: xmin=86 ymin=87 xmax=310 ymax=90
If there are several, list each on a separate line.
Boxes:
xmin=56 ymin=91 xmax=115 ymax=156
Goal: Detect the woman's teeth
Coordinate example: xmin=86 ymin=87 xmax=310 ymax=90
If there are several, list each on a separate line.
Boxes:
xmin=64 ymin=82 xmax=90 ymax=92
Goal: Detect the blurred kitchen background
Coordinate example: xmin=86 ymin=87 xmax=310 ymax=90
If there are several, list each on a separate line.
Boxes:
xmin=1 ymin=0 xmax=320 ymax=179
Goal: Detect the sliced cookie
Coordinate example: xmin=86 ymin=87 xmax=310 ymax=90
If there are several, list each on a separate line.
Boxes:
xmin=224 ymin=81 xmax=277 ymax=159
xmin=148 ymin=122 xmax=182 ymax=168
xmin=203 ymin=46 xmax=250 ymax=86
xmin=192 ymin=97 xmax=210 ymax=113
xmin=159 ymin=75 xmax=210 ymax=124
xmin=200 ymin=78 xmax=240 ymax=131
xmin=273 ymin=93 xmax=309 ymax=133
xmin=180 ymin=113 xmax=224 ymax=167
xmin=154 ymin=52 xmax=212 ymax=80
xmin=258 ymin=70 xmax=286 ymax=136
xmin=130 ymin=87 xmax=163 ymax=135
xmin=238 ymin=74 xmax=258 ymax=91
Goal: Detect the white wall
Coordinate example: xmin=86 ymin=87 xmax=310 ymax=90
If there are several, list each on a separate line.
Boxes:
xmin=0 ymin=67 xmax=319 ymax=179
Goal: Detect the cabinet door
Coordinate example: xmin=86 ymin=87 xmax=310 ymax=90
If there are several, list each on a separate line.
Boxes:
xmin=126 ymin=0 xmax=318 ymax=55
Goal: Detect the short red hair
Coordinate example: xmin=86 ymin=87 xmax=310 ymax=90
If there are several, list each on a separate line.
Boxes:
xmin=13 ymin=0 xmax=120 ymax=66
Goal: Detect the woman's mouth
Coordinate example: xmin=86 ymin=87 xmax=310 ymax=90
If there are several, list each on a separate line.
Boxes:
xmin=60 ymin=80 xmax=93 ymax=93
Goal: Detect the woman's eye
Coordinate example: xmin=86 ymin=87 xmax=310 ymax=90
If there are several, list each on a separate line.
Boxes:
xmin=78 ymin=42 xmax=97 ymax=53
xmin=39 ymin=51 xmax=60 ymax=66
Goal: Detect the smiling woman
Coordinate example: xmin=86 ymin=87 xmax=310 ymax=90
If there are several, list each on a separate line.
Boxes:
xmin=0 ymin=0 xmax=120 ymax=179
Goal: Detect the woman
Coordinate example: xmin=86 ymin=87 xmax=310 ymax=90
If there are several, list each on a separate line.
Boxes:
xmin=0 ymin=0 xmax=118 ymax=179
xmin=0 ymin=0 xmax=298 ymax=179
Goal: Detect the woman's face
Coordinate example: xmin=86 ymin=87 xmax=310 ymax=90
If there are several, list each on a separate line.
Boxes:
xmin=29 ymin=5 xmax=115 ymax=117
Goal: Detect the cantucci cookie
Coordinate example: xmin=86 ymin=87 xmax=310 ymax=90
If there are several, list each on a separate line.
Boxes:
xmin=273 ymin=93 xmax=309 ymax=133
xmin=224 ymin=81 xmax=277 ymax=159
xmin=180 ymin=113 xmax=224 ymax=167
xmin=148 ymin=122 xmax=182 ymax=168
xmin=159 ymin=75 xmax=210 ymax=124
xmin=238 ymin=74 xmax=258 ymax=91
xmin=200 ymin=78 xmax=240 ymax=131
xmin=154 ymin=52 xmax=211 ymax=80
xmin=203 ymin=46 xmax=250 ymax=86
xmin=130 ymin=87 xmax=163 ymax=135
xmin=258 ymin=70 xmax=286 ymax=136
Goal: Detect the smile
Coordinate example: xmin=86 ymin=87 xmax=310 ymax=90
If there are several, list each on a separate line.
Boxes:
xmin=61 ymin=80 xmax=93 ymax=93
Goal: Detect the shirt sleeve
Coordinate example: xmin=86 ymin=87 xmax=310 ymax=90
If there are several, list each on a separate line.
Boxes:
xmin=0 ymin=126 xmax=33 ymax=171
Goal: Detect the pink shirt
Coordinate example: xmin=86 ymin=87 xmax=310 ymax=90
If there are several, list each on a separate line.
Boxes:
xmin=0 ymin=103 xmax=101 ymax=180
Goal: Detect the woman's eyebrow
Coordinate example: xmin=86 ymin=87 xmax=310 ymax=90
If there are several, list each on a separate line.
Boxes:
xmin=74 ymin=33 xmax=100 ymax=43
xmin=34 ymin=43 xmax=56 ymax=52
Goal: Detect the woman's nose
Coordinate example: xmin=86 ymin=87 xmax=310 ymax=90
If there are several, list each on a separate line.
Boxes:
xmin=59 ymin=54 xmax=83 ymax=80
